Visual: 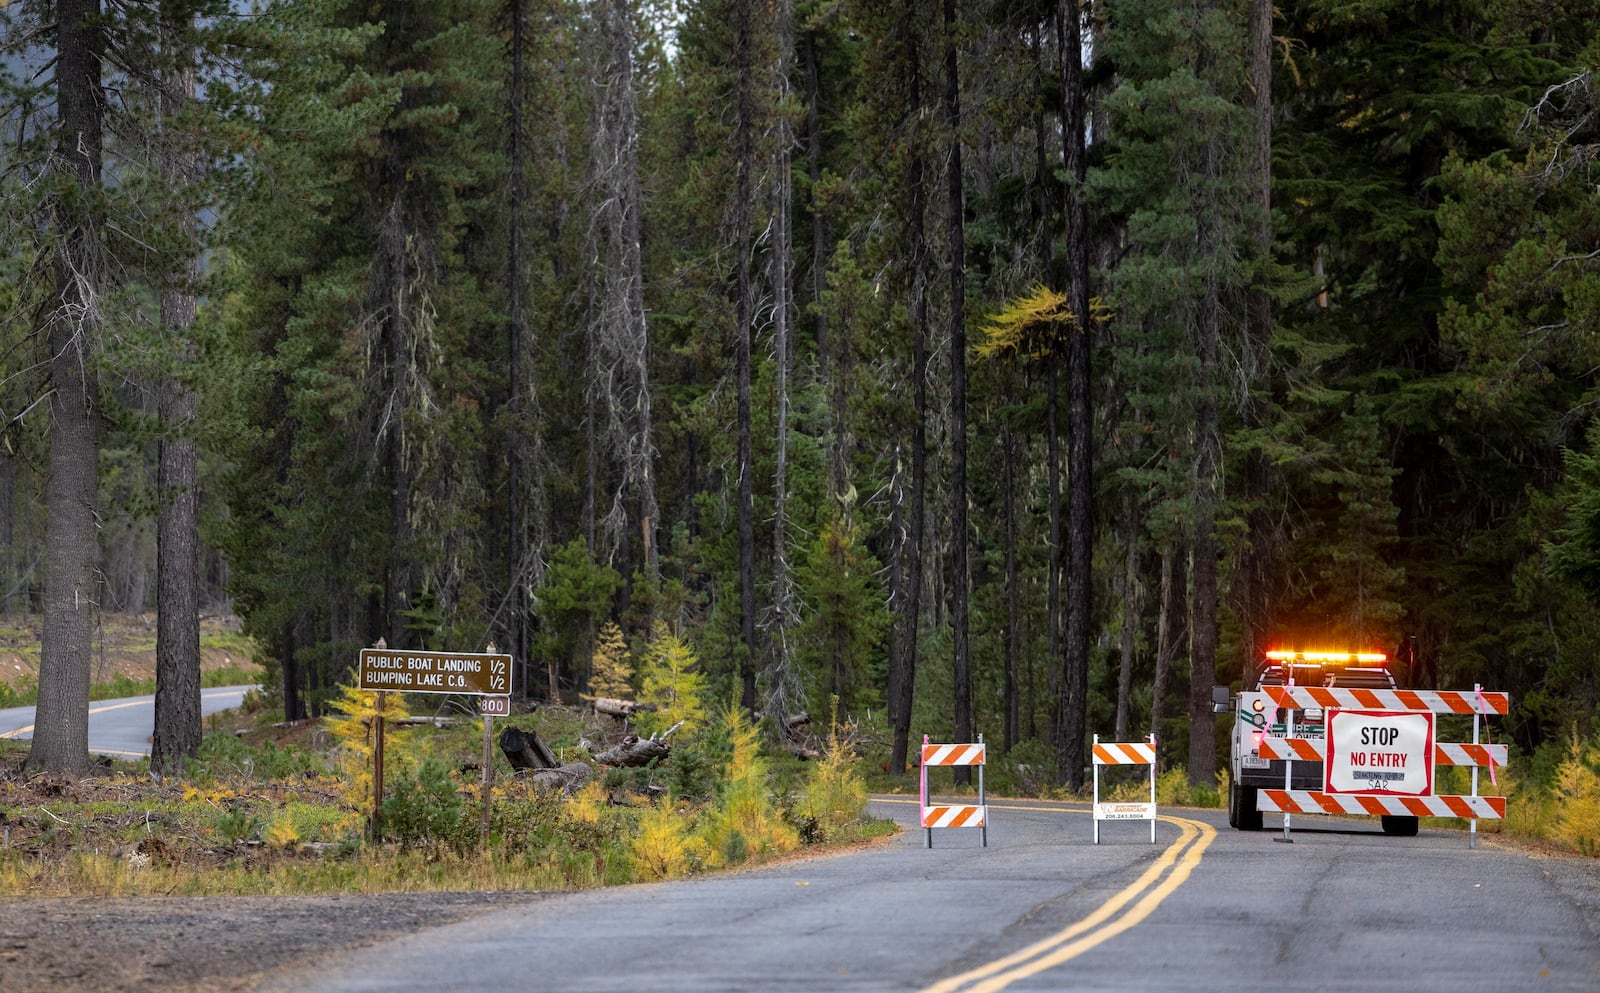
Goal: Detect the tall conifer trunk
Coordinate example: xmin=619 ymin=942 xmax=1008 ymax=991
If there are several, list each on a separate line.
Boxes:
xmin=943 ymin=0 xmax=972 ymax=780
xmin=1188 ymin=129 xmax=1224 ymax=786
xmin=1057 ymin=0 xmax=1093 ymax=790
xmin=1239 ymin=0 xmax=1276 ymax=683
xmin=29 ymin=0 xmax=105 ymax=778
xmin=734 ymin=0 xmax=759 ymax=714
xmin=153 ymin=3 xmax=203 ymax=774
xmin=1003 ymin=428 xmax=1020 ymax=752
xmin=888 ymin=5 xmax=928 ymax=776
xmin=765 ymin=0 xmax=804 ymax=726
xmin=507 ymin=0 xmax=530 ymax=689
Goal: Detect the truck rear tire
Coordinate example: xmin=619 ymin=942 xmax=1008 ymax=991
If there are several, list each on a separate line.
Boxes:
xmin=1381 ymin=815 xmax=1419 ymax=837
xmin=1230 ymin=782 xmax=1263 ymax=831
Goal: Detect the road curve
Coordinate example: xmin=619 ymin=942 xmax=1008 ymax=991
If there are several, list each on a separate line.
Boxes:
xmin=0 ymin=685 xmax=254 ymax=758
xmin=257 ymin=799 xmax=1600 ymax=993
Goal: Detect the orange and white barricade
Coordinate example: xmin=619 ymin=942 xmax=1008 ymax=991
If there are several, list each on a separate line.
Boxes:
xmin=920 ymin=734 xmax=987 ymax=848
xmin=1092 ymin=734 xmax=1157 ymax=844
xmin=1255 ymin=682 xmax=1507 ymax=848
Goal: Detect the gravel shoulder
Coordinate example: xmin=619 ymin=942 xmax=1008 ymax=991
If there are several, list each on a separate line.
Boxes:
xmin=0 ymin=892 xmax=545 ymax=993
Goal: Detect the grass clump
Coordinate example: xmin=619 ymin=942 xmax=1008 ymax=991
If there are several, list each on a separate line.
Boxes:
xmin=793 ymin=701 xmax=871 ymax=843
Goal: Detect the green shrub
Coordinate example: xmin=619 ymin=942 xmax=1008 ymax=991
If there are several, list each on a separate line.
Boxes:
xmin=380 ymin=758 xmax=465 ymax=846
xmin=190 ymin=732 xmax=327 ymax=781
xmin=212 ymin=807 xmax=263 ymax=845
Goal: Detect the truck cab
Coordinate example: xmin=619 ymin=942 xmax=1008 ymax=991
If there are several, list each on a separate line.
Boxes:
xmin=1224 ymin=649 xmax=1415 ymax=834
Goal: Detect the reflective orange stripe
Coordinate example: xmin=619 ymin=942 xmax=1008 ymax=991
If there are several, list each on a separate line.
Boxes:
xmin=921 ymin=804 xmax=986 ymax=828
xmin=1092 ymin=742 xmax=1155 ymax=765
xmin=1259 ymin=789 xmax=1506 ymax=819
xmin=922 ymin=743 xmax=986 ymax=766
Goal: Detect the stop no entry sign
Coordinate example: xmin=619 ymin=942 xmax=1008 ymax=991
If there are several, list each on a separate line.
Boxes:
xmin=1325 ymin=709 xmax=1436 ymax=796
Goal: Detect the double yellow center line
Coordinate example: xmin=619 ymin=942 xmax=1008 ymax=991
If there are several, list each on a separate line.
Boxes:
xmin=886 ymin=799 xmax=1216 ymax=993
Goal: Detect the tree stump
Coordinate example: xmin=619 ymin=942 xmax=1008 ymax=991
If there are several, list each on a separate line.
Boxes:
xmin=498 ymin=725 xmax=557 ymax=770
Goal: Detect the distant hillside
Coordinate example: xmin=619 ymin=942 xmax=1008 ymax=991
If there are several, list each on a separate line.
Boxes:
xmin=0 ymin=613 xmax=261 ymax=691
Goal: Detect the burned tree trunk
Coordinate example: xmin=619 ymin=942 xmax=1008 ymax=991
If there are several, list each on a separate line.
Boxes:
xmin=498 ymin=725 xmax=558 ymax=770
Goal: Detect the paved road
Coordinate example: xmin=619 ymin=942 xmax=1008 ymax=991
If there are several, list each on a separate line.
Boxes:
xmin=259 ymin=798 xmax=1600 ymax=993
xmin=0 ymin=685 xmax=254 ymax=758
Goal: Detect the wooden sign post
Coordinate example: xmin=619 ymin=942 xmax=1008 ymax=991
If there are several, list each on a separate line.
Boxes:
xmin=356 ymin=643 xmax=516 ymax=843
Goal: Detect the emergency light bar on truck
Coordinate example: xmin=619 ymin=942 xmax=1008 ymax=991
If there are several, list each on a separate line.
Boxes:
xmin=1263 ymin=649 xmax=1388 ymax=664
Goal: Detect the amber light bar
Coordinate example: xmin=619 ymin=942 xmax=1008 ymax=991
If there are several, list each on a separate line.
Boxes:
xmin=1265 ymin=649 xmax=1387 ymax=663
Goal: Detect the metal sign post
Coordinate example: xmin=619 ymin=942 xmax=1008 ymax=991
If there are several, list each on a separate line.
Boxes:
xmin=1278 ymin=674 xmax=1295 ymax=844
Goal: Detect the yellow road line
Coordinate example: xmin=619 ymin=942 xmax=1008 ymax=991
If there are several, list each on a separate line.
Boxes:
xmin=877 ymin=796 xmax=1217 ymax=993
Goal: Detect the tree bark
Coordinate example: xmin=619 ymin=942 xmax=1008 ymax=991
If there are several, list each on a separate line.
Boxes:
xmin=29 ymin=0 xmax=105 ymax=778
xmin=152 ymin=3 xmax=203 ymax=776
xmin=1238 ymin=0 xmax=1276 ymax=686
xmin=1115 ymin=502 xmax=1140 ymax=742
xmin=943 ymin=0 xmax=972 ymax=782
xmin=1189 ymin=132 xmax=1224 ymax=786
xmin=734 ymin=0 xmax=759 ymax=716
xmin=498 ymin=725 xmax=558 ymax=770
xmin=1150 ymin=537 xmax=1184 ymax=736
xmin=507 ymin=0 xmax=530 ymax=688
xmin=1057 ymin=0 xmax=1093 ymax=791
xmin=888 ymin=8 xmax=929 ymax=776
xmin=593 ymin=730 xmax=675 ymax=767
xmin=1003 ymin=428 xmax=1019 ymax=753
xmin=764 ymin=0 xmax=805 ymax=730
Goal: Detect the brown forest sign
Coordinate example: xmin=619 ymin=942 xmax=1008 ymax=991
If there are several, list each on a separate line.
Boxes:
xmin=357 ymin=648 xmax=512 ymax=696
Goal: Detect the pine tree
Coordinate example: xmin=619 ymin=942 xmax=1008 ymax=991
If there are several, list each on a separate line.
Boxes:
xmin=638 ymin=621 xmax=709 ymax=733
xmin=588 ymin=619 xmax=635 ymax=699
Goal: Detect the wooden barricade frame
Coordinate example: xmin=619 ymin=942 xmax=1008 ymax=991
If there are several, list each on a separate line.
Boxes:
xmin=1092 ymin=734 xmax=1157 ymax=844
xmin=920 ymin=734 xmax=987 ymax=848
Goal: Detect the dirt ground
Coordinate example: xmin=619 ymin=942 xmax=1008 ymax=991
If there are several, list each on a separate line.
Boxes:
xmin=0 ymin=891 xmax=544 ymax=993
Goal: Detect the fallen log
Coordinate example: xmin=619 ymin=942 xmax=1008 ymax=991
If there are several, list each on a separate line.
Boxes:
xmin=587 ymin=696 xmax=659 ymax=720
xmin=781 ymin=740 xmax=822 ymax=761
xmin=528 ymin=763 xmax=594 ymax=793
xmin=591 ymin=722 xmax=683 ymax=767
xmin=498 ymin=725 xmax=558 ymax=770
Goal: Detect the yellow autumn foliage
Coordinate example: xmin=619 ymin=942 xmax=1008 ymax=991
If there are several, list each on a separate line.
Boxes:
xmin=324 ymin=684 xmax=414 ymax=811
xmin=975 ymin=284 xmax=1111 ymax=362
xmin=694 ymin=706 xmax=798 ymax=868
xmin=1552 ymin=727 xmax=1600 ymax=856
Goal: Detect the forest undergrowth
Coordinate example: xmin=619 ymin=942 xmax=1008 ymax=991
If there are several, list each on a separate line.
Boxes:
xmin=0 ymin=692 xmax=892 ymax=897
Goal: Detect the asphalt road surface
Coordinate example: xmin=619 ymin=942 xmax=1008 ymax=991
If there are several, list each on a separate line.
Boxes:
xmin=257 ymin=798 xmax=1600 ymax=993
xmin=0 ymin=685 xmax=253 ymax=758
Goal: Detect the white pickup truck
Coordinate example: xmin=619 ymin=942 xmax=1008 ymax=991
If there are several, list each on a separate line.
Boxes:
xmin=1223 ymin=651 xmax=1419 ymax=836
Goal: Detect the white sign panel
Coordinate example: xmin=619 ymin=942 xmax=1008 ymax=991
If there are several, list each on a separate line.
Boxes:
xmin=1324 ymin=709 xmax=1435 ymax=796
xmin=1094 ymin=802 xmax=1155 ymax=821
